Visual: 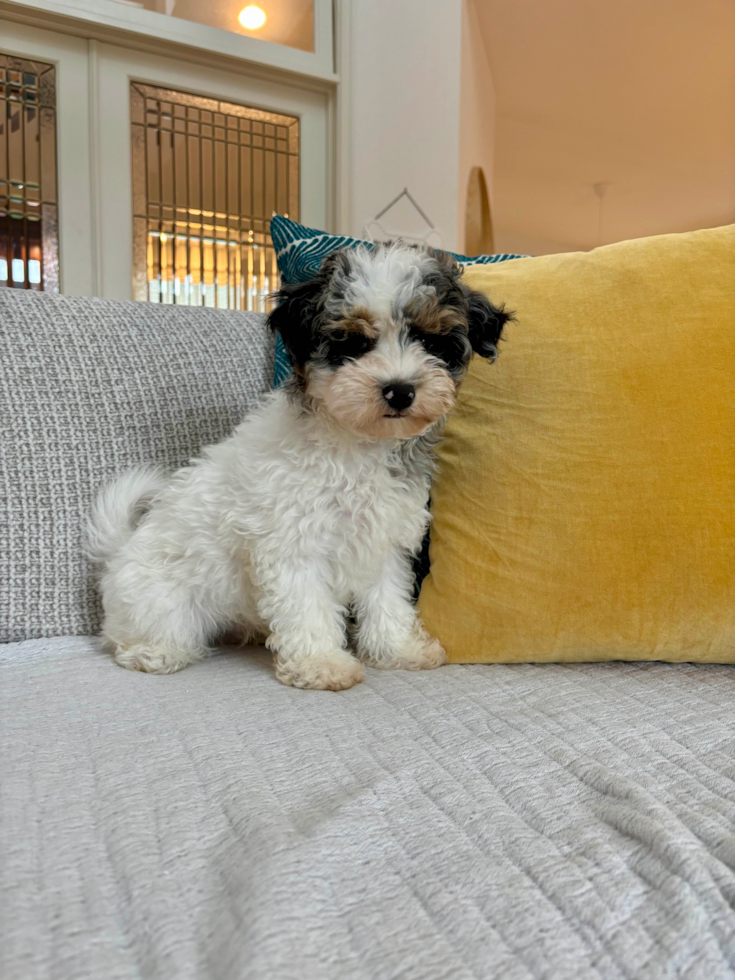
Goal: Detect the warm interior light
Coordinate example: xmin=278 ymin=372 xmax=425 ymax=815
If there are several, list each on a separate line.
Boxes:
xmin=238 ymin=5 xmax=266 ymax=30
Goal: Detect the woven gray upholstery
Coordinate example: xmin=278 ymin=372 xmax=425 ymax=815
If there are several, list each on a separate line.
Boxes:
xmin=3 ymin=638 xmax=735 ymax=979
xmin=0 ymin=289 xmax=273 ymax=643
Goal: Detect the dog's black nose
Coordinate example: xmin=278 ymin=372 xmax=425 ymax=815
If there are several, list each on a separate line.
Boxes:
xmin=382 ymin=382 xmax=416 ymax=412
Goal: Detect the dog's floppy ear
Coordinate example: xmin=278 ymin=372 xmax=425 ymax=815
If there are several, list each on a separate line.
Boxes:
xmin=465 ymin=288 xmax=512 ymax=361
xmin=268 ymin=278 xmax=324 ymax=369
xmin=268 ymin=250 xmax=353 ymax=369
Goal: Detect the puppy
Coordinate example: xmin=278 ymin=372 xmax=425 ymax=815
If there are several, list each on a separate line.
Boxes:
xmin=89 ymin=244 xmax=509 ymax=690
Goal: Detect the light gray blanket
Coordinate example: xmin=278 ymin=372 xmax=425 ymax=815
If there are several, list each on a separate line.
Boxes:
xmin=3 ymin=637 xmax=735 ymax=980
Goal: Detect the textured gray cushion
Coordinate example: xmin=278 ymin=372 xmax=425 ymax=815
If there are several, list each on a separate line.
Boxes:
xmin=0 ymin=290 xmax=273 ymax=643
xmin=3 ymin=637 xmax=735 ymax=979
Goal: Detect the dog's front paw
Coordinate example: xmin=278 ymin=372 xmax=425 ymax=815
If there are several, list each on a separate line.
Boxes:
xmin=362 ymin=623 xmax=447 ymax=672
xmin=274 ymin=650 xmax=365 ymax=691
xmin=403 ymin=630 xmax=447 ymax=671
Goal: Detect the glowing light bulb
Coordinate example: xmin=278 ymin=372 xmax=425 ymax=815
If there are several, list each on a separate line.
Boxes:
xmin=238 ymin=5 xmax=266 ymax=30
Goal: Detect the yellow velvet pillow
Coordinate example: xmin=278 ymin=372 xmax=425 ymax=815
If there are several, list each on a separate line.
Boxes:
xmin=418 ymin=224 xmax=735 ymax=663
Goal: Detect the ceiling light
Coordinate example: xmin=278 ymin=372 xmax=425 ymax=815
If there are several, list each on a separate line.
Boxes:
xmin=238 ymin=5 xmax=266 ymax=30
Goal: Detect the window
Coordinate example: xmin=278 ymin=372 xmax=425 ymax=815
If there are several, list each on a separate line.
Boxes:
xmin=0 ymin=53 xmax=59 ymax=292
xmin=113 ymin=0 xmax=314 ymax=53
xmin=131 ymin=82 xmax=299 ymax=311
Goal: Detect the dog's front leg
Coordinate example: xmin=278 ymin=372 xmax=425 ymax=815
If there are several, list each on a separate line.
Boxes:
xmin=256 ymin=559 xmax=365 ymax=691
xmin=353 ymin=548 xmax=446 ymax=671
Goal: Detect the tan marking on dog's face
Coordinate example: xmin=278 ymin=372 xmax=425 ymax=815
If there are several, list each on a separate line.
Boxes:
xmin=405 ymin=296 xmax=468 ymax=335
xmin=331 ymin=306 xmax=379 ymax=339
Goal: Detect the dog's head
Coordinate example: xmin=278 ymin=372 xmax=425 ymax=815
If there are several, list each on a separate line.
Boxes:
xmin=268 ymin=243 xmax=511 ymax=440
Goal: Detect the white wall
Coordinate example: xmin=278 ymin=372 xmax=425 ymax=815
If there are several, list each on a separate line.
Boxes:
xmin=345 ymin=0 xmax=465 ymax=252
xmin=458 ymin=0 xmax=496 ymax=251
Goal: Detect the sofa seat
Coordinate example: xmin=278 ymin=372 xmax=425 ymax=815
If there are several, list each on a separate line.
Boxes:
xmin=3 ymin=638 xmax=735 ymax=979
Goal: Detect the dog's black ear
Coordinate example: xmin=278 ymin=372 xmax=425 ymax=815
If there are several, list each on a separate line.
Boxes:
xmin=267 ymin=278 xmax=324 ymax=368
xmin=465 ymin=288 xmax=512 ymax=361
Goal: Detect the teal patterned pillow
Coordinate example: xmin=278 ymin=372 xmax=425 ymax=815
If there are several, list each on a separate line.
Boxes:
xmin=270 ymin=215 xmax=526 ymax=386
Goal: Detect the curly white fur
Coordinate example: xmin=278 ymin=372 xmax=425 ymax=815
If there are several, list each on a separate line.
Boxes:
xmin=91 ymin=390 xmax=445 ymax=689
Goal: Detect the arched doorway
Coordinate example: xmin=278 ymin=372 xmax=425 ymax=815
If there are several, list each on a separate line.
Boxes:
xmin=464 ymin=166 xmax=494 ymax=255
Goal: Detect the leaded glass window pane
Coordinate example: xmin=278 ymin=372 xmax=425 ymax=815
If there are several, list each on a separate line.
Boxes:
xmin=0 ymin=53 xmax=58 ymax=292
xmin=131 ymin=82 xmax=299 ymax=311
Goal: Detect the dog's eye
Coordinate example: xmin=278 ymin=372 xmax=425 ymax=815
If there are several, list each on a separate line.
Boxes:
xmin=409 ymin=327 xmax=470 ymax=372
xmin=324 ymin=330 xmax=375 ymax=365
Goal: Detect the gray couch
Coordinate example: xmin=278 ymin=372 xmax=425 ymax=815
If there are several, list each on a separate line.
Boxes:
xmin=3 ymin=289 xmax=735 ymax=980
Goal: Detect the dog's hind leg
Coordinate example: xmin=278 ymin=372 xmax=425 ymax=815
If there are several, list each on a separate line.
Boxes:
xmin=111 ymin=639 xmax=205 ymax=675
xmin=103 ymin=576 xmax=218 ymax=675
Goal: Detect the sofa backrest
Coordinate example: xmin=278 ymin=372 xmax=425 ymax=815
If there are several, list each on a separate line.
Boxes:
xmin=0 ymin=289 xmax=273 ymax=645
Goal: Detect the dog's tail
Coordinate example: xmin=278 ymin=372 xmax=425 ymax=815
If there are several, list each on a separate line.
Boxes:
xmin=87 ymin=465 xmax=169 ymax=566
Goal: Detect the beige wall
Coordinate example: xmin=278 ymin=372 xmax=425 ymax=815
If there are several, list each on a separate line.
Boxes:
xmin=475 ymin=0 xmax=735 ymax=254
xmin=458 ymin=0 xmax=496 ymax=252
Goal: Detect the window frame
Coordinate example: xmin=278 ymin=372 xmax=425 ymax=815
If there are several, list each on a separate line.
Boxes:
xmin=95 ymin=40 xmax=330 ymax=300
xmin=1 ymin=0 xmax=336 ymax=81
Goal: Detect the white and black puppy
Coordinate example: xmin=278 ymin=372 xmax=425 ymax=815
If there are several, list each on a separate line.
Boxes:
xmin=89 ymin=243 xmax=509 ymax=690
